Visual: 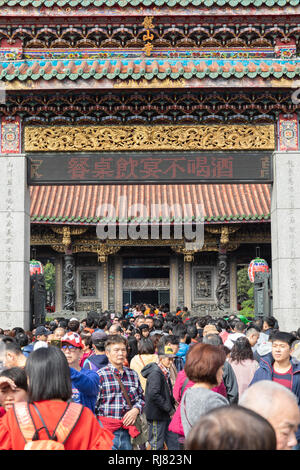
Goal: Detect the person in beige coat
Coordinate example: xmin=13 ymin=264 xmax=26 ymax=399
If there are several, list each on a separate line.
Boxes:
xmin=130 ymin=338 xmax=158 ymax=392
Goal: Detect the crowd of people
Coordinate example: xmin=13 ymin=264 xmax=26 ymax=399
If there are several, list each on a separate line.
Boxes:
xmin=0 ymin=304 xmax=300 ymax=451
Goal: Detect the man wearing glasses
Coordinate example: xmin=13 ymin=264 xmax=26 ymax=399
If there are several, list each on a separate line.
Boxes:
xmin=61 ymin=332 xmax=99 ymax=413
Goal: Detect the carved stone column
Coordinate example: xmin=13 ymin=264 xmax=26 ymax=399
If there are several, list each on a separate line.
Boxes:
xmin=101 ymin=262 xmax=109 ymax=312
xmin=184 ymin=260 xmax=192 ymax=310
xmin=216 ymin=249 xmax=230 ymax=310
xmin=115 ymin=256 xmax=123 ymax=314
xmin=169 ymin=256 xmax=178 ymax=312
xmin=229 ymin=257 xmax=238 ymax=311
xmin=177 ymin=256 xmax=184 ymax=307
xmin=108 ymin=256 xmax=115 ymax=312
xmin=55 ymin=255 xmax=63 ymax=312
xmin=63 ymin=253 xmax=76 ymax=311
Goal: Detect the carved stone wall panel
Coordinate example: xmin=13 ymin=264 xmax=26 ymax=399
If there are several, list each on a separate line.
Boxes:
xmin=78 ymin=270 xmax=97 ymax=298
xmin=24 ymin=124 xmax=275 ymax=152
xmin=193 ymin=268 xmax=213 ymax=301
xmin=75 ymin=301 xmax=102 ymax=312
xmin=123 ymin=278 xmax=170 ymax=290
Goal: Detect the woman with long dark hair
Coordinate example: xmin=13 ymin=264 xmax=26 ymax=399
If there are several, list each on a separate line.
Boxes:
xmin=0 ymin=346 xmax=114 ymax=450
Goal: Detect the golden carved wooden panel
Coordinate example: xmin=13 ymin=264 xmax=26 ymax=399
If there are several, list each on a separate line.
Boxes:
xmin=24 ymin=124 xmax=275 ymax=152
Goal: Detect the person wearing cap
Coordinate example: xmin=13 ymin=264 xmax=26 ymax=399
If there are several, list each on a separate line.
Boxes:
xmin=61 ymin=332 xmax=99 ymax=414
xmin=35 ymin=326 xmax=51 ymax=343
xmin=141 ymin=344 xmax=179 ymax=450
xmin=139 ymin=324 xmax=150 ymax=339
xmin=83 ymin=331 xmax=109 ymax=372
xmin=249 ymin=330 xmax=300 ymax=448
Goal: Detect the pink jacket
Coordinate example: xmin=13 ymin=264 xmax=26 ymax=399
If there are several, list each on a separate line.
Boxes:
xmin=169 ymin=369 xmax=227 ymax=436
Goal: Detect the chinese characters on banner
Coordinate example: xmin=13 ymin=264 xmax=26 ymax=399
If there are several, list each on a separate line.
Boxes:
xmin=28 ymin=152 xmax=272 ymax=185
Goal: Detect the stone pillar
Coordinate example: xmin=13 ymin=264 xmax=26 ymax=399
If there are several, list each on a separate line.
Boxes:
xmin=216 ymin=249 xmax=230 ymax=311
xmin=0 ymin=154 xmax=30 ymax=329
xmin=115 ymin=256 xmax=123 ymax=314
xmin=169 ymin=256 xmax=178 ymax=312
xmin=55 ymin=255 xmax=63 ymax=312
xmin=183 ymin=260 xmax=192 ymax=310
xmin=271 ymin=151 xmax=300 ymax=331
xmin=108 ymin=256 xmax=115 ymax=312
xmin=63 ymin=253 xmax=76 ymax=311
xmin=229 ymin=257 xmax=238 ymax=311
xmin=101 ymin=261 xmax=109 ymax=311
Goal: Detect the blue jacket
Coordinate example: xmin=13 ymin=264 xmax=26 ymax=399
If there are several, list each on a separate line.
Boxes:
xmin=176 ymin=343 xmax=190 ymax=365
xmin=250 ymin=353 xmax=300 ymax=441
xmin=69 ymin=367 xmax=99 ymax=413
xmin=22 ymin=344 xmax=34 ymax=357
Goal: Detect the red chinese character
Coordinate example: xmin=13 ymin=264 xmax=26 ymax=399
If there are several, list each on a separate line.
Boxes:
xmin=162 ymin=158 xmax=186 ymax=179
xmin=68 ymin=158 xmax=90 ymax=179
xmin=140 ymin=158 xmax=163 ymax=179
xmin=93 ymin=158 xmax=114 ymax=180
xmin=211 ymin=157 xmax=234 ymax=178
xmin=116 ymin=157 xmax=139 ymax=179
xmin=187 ymin=157 xmax=210 ymax=177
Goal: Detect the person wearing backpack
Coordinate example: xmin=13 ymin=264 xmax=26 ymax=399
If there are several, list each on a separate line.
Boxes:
xmin=0 ymin=347 xmax=114 ymax=450
xmin=83 ymin=331 xmax=109 ymax=372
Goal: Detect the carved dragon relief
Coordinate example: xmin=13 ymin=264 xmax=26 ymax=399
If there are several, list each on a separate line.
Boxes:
xmin=25 ymin=124 xmax=275 ymax=152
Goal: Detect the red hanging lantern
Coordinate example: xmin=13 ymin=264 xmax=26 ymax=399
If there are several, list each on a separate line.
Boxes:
xmin=30 ymin=260 xmax=44 ymax=276
xmin=248 ymin=257 xmax=269 ymax=283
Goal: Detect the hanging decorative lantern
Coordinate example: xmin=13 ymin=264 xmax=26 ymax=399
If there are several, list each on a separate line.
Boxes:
xmin=30 ymin=260 xmax=44 ymax=276
xmin=248 ymin=257 xmax=269 ymax=283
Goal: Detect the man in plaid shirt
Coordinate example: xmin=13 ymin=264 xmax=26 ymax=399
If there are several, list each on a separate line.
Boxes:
xmin=95 ymin=335 xmax=145 ymax=450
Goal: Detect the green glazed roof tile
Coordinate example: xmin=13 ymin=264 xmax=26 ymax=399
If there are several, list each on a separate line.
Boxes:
xmin=0 ymin=0 xmax=298 ymax=7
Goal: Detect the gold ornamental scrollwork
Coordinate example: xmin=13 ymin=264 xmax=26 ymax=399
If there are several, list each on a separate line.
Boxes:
xmin=206 ymin=225 xmax=241 ymax=247
xmin=51 ymin=226 xmax=89 ymax=249
xmin=24 ymin=124 xmax=275 ymax=152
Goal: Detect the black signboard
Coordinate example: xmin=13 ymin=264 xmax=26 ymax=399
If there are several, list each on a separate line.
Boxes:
xmin=27 ymin=151 xmax=272 ymax=185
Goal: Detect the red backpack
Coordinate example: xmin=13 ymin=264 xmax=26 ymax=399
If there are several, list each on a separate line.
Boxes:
xmin=13 ymin=402 xmax=84 ymax=450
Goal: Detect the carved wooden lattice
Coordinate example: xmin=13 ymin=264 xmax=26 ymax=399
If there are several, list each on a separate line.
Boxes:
xmin=25 ymin=124 xmax=275 ymax=152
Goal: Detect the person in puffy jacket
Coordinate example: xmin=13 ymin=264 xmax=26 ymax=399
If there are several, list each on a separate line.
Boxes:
xmin=141 ymin=345 xmax=179 ymax=450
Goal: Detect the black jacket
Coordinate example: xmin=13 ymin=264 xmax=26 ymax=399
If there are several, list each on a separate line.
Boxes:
xmin=141 ymin=362 xmax=175 ymax=421
xmin=223 ymin=360 xmax=239 ymax=404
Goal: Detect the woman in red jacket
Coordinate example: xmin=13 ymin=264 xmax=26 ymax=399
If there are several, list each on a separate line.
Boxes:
xmin=0 ymin=346 xmax=114 ymax=450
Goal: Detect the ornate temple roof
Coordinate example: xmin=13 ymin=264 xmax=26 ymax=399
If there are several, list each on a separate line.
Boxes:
xmin=1 ymin=57 xmax=300 ymax=86
xmin=30 ymin=183 xmax=271 ymax=224
xmin=0 ymin=0 xmax=298 ymax=7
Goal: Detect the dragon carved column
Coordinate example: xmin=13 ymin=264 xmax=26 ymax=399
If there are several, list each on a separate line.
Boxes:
xmin=216 ymin=248 xmax=230 ymax=310
xmin=63 ymin=254 xmax=76 ymax=311
xmin=62 ymin=227 xmax=76 ymax=311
